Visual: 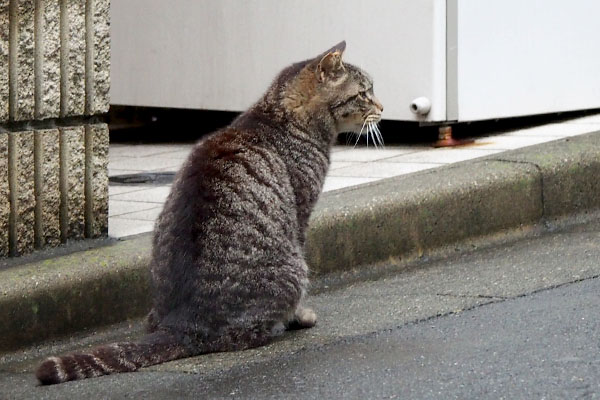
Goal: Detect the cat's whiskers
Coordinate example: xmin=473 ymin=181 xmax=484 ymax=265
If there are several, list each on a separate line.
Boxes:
xmin=345 ymin=132 xmax=352 ymax=146
xmin=372 ymin=121 xmax=384 ymax=148
xmin=353 ymin=116 xmax=384 ymax=149
xmin=353 ymin=119 xmax=368 ymax=148
xmin=365 ymin=114 xmax=384 ymax=149
xmin=367 ymin=121 xmax=376 ymax=148
xmin=373 ymin=122 xmax=380 ymax=148
xmin=372 ymin=122 xmax=381 ymax=148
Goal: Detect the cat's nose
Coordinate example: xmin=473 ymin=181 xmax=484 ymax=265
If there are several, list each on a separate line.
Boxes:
xmin=372 ymin=96 xmax=384 ymax=112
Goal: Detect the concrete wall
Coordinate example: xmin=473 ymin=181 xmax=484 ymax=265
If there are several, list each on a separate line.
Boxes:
xmin=0 ymin=0 xmax=110 ymax=257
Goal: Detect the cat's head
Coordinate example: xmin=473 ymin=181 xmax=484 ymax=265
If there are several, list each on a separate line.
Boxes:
xmin=278 ymin=41 xmax=383 ymax=136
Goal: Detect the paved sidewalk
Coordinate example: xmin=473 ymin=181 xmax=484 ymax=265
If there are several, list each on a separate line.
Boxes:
xmin=108 ymin=113 xmax=600 ymax=238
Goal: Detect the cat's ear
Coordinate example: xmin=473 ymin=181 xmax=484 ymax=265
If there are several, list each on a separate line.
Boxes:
xmin=316 ymin=41 xmax=346 ymax=82
xmin=323 ymin=40 xmax=346 ymax=56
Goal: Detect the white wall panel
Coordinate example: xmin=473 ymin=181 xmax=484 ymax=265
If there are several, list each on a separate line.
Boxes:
xmin=112 ymin=0 xmax=600 ymax=123
xmin=110 ymin=0 xmax=447 ymax=121
xmin=455 ymin=0 xmax=600 ymax=121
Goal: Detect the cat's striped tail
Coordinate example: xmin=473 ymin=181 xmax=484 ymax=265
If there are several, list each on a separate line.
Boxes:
xmin=35 ymin=331 xmax=189 ymax=385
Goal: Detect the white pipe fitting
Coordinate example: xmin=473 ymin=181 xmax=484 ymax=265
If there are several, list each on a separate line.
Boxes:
xmin=409 ymin=97 xmax=432 ymax=116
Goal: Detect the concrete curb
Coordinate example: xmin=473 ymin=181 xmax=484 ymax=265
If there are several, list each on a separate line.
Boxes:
xmin=307 ymin=132 xmax=600 ymax=273
xmin=0 ymin=236 xmax=152 ymax=353
xmin=1 ymin=131 xmax=599 ymax=353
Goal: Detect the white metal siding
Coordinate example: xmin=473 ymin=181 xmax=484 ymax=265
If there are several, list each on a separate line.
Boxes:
xmin=455 ymin=0 xmax=600 ymax=121
xmin=110 ymin=0 xmax=447 ymax=121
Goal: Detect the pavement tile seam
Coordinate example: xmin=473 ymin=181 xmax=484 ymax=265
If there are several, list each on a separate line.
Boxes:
xmin=108 ymin=168 xmax=145 ymax=172
xmin=328 ymin=162 xmax=360 ymax=170
xmin=109 ymin=186 xmax=172 ymax=203
xmin=331 ymin=152 xmax=424 ymax=163
xmin=108 ymin=186 xmax=154 ymax=196
xmin=109 ymin=202 xmax=163 ymax=218
xmin=379 ymin=160 xmax=447 ymax=165
xmin=109 ymin=160 xmax=184 ymax=171
xmin=111 ymin=211 xmax=163 ymax=222
xmin=109 ymin=145 xmax=194 ymax=158
xmin=333 ymin=167 xmax=442 ymax=176
xmin=109 ymin=199 xmax=166 ymax=205
xmin=108 ymin=169 xmax=145 ymax=178
xmin=110 ymin=216 xmax=158 ymax=222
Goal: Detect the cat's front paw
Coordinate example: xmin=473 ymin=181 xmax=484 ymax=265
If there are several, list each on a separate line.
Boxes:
xmin=294 ymin=307 xmax=317 ymax=329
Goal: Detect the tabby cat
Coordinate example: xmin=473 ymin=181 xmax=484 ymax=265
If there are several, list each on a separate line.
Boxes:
xmin=36 ymin=41 xmax=383 ymax=385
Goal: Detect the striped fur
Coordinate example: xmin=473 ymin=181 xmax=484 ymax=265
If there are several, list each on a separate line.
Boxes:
xmin=36 ymin=331 xmax=187 ymax=385
xmin=36 ymin=41 xmax=383 ymax=385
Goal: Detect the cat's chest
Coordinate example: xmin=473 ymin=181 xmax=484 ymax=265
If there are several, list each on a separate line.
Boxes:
xmin=268 ymin=126 xmax=332 ymax=213
xmin=285 ymin=146 xmax=329 ymax=210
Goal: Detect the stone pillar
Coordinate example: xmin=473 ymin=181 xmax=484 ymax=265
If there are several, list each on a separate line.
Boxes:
xmin=0 ymin=0 xmax=8 ymax=121
xmin=85 ymin=123 xmax=109 ymax=237
xmin=61 ymin=0 xmax=85 ymax=117
xmin=36 ymin=0 xmax=61 ymax=119
xmin=13 ymin=0 xmax=36 ymax=121
xmin=59 ymin=126 xmax=85 ymax=241
xmin=34 ymin=128 xmax=61 ymax=247
xmin=0 ymin=0 xmax=110 ymax=257
xmin=89 ymin=0 xmax=110 ymax=115
xmin=9 ymin=131 xmax=35 ymax=255
xmin=0 ymin=133 xmax=9 ymax=256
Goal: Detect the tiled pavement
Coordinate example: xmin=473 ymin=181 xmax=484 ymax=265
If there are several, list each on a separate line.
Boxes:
xmin=108 ymin=113 xmax=600 ymax=238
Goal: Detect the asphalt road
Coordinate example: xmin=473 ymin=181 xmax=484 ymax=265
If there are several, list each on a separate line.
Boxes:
xmin=1 ymin=217 xmax=600 ymax=399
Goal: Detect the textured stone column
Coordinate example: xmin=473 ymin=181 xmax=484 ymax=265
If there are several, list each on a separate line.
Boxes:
xmin=85 ymin=123 xmax=108 ymax=237
xmin=14 ymin=0 xmax=36 ymax=121
xmin=61 ymin=0 xmax=86 ymax=117
xmin=0 ymin=134 xmax=9 ymax=256
xmin=59 ymin=126 xmax=85 ymax=241
xmin=36 ymin=0 xmax=61 ymax=119
xmin=0 ymin=0 xmax=110 ymax=257
xmin=0 ymin=0 xmax=8 ymax=121
xmin=89 ymin=0 xmax=110 ymax=114
xmin=34 ymin=129 xmax=60 ymax=247
xmin=9 ymin=131 xmax=35 ymax=255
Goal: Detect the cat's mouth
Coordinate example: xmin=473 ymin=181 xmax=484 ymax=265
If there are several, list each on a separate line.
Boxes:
xmin=365 ymin=113 xmax=382 ymax=124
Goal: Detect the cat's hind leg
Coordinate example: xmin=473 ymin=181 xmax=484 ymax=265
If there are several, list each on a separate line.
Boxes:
xmin=284 ymin=255 xmax=316 ymax=330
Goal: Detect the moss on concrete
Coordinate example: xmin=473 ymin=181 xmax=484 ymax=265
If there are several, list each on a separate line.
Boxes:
xmin=0 ymin=235 xmax=152 ymax=352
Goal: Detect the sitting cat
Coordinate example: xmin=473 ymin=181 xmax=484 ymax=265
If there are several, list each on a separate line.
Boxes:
xmin=36 ymin=41 xmax=383 ymax=385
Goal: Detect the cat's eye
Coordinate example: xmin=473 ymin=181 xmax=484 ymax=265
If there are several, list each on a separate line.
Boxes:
xmin=358 ymin=90 xmax=373 ymax=104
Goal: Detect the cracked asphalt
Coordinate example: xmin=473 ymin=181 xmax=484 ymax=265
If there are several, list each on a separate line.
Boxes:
xmin=1 ymin=216 xmax=600 ymax=399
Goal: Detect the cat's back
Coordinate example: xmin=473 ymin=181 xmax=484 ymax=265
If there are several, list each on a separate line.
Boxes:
xmin=154 ymin=124 xmax=298 ymax=258
xmin=181 ymin=125 xmax=293 ymax=211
